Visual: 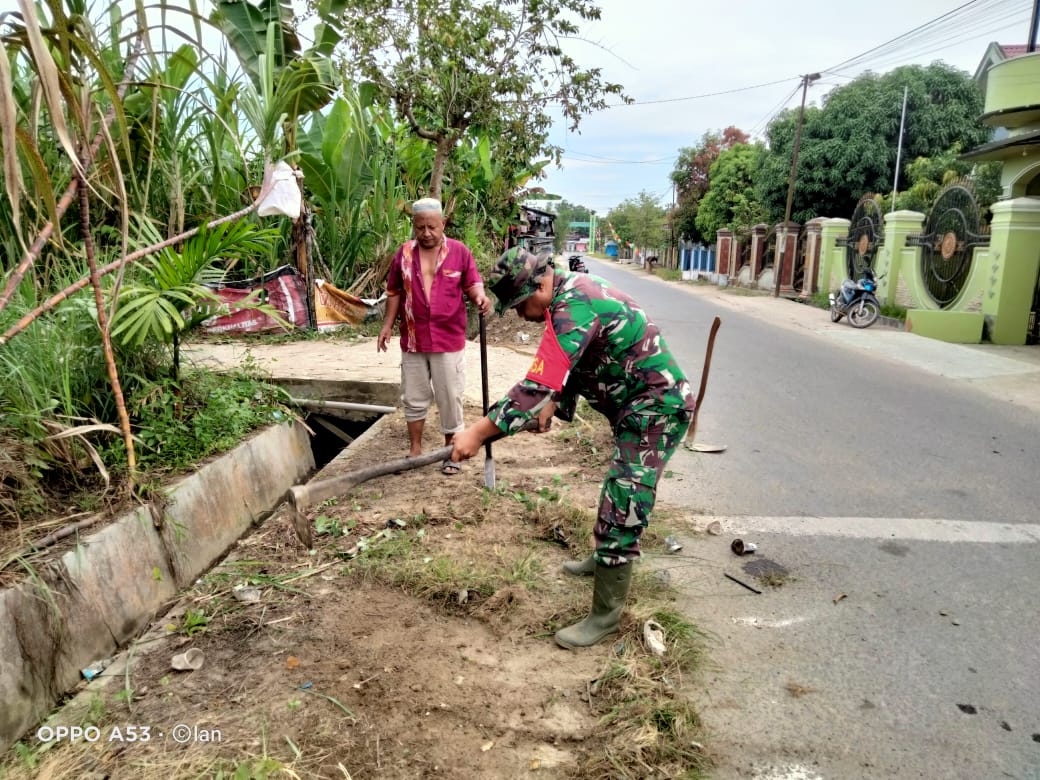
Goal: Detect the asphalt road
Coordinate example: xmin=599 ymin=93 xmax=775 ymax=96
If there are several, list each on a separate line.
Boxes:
xmin=580 ymin=256 xmax=1040 ymax=780
xmin=584 ymin=257 xmax=1040 ymax=524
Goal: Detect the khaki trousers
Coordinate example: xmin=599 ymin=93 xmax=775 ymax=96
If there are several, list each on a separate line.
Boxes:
xmin=400 ymin=350 xmax=465 ymax=433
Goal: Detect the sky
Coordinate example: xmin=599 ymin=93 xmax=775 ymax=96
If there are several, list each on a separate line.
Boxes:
xmin=1 ymin=0 xmax=1031 ymax=218
xmin=530 ymin=0 xmax=1036 ymax=216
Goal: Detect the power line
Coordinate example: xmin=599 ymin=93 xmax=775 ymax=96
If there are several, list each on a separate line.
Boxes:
xmin=562 ymin=153 xmax=676 ymax=165
xmin=829 ymin=13 xmax=1027 ymax=77
xmin=822 ymin=0 xmax=1023 ymax=76
xmin=748 ymin=81 xmax=804 ymax=139
xmin=841 ymin=7 xmax=1024 ymax=73
xmin=821 ymin=0 xmax=988 ymax=73
xmin=606 ymin=77 xmax=800 ymax=107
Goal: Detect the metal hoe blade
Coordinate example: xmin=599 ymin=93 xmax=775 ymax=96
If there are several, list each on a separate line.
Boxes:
xmin=687 ymin=441 xmax=727 ymax=453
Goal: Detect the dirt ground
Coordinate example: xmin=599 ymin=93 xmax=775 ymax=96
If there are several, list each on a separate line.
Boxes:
xmin=1 ymin=313 xmax=712 ymax=779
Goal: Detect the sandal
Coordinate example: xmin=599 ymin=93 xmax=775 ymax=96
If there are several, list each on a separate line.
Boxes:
xmin=441 ymin=459 xmax=462 ymax=476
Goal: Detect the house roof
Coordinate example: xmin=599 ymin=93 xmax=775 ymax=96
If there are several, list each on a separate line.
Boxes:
xmin=974 ymin=42 xmax=1031 ymax=85
xmin=519 ymin=205 xmax=556 ymax=219
xmin=999 ymin=44 xmax=1030 ymax=58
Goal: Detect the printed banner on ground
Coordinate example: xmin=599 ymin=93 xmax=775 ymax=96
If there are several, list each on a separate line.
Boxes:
xmin=200 ymin=265 xmax=308 ymax=334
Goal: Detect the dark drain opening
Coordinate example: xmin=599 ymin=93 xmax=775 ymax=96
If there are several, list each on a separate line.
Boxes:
xmin=306 ymin=413 xmax=381 ymax=470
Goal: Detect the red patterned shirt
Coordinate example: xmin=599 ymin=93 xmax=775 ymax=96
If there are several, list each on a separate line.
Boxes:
xmin=386 ymin=237 xmax=483 ymax=353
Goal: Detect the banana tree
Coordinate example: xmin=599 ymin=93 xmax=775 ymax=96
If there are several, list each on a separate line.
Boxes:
xmin=296 ymin=84 xmax=416 ymax=291
xmin=444 ymin=129 xmax=550 ymax=256
xmin=211 ymin=0 xmax=344 ymax=326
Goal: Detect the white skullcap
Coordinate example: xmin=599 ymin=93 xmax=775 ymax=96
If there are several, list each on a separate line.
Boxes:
xmin=412 ymin=197 xmax=443 ymax=215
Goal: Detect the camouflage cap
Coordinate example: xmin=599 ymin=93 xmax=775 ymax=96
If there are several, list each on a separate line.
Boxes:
xmin=489 ymin=247 xmax=553 ymax=316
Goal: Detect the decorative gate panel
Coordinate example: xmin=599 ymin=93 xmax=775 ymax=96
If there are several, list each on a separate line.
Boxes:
xmin=792 ymin=229 xmax=807 ymax=292
xmin=842 ymin=195 xmax=884 ymax=279
xmin=907 ymin=182 xmax=990 ymax=309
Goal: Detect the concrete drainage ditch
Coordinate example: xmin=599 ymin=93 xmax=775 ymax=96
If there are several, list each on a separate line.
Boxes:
xmin=0 ymin=381 xmax=392 ymax=752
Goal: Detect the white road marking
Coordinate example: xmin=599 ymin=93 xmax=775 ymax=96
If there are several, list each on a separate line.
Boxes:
xmin=733 ymin=616 xmax=810 ymax=629
xmin=704 ymin=516 xmax=1040 ymax=544
xmin=753 ymin=766 xmax=825 ymax=780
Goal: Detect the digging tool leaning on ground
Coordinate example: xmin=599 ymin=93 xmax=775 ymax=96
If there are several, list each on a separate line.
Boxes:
xmin=450 ymin=248 xmax=697 ymax=650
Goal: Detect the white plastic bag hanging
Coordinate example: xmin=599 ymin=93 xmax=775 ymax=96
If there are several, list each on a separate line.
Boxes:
xmin=256 ymin=160 xmax=302 ymax=219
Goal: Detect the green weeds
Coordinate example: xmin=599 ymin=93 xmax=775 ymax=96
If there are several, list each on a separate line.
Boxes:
xmin=655 ymin=267 xmax=684 ymax=282
xmin=114 ymin=369 xmax=291 ymax=475
xmin=180 ymin=609 xmax=209 ymax=636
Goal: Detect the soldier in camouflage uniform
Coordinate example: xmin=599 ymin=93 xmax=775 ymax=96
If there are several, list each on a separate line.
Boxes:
xmin=450 ymin=248 xmax=696 ymax=649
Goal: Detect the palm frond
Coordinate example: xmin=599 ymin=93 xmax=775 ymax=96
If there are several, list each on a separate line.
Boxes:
xmin=111 ymin=220 xmax=278 ymax=348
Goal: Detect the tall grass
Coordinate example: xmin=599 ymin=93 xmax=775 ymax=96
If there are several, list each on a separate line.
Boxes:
xmin=0 ymin=277 xmax=113 ymax=515
xmin=0 ymin=0 xmax=534 ymax=519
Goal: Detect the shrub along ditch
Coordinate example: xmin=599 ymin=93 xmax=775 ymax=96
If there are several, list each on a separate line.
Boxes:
xmin=0 ymin=323 xmax=292 ymax=533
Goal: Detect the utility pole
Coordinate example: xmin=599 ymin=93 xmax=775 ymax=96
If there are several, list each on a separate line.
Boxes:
xmin=773 ymin=72 xmax=820 ymax=298
xmin=670 ymin=181 xmax=676 ymax=265
xmin=890 ymin=86 xmax=909 ymax=213
xmin=1029 ymin=0 xmax=1039 ymax=52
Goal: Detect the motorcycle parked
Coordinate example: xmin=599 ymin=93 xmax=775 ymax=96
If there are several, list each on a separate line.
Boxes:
xmin=829 ymin=268 xmax=881 ymax=328
xmin=568 ymin=254 xmax=588 ymax=273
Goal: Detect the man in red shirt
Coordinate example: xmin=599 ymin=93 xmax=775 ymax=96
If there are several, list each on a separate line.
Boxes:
xmin=378 ymin=198 xmax=492 ymax=471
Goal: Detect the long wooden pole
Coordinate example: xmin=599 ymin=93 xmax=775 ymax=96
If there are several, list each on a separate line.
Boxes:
xmin=1028 ymin=0 xmax=1039 ymax=53
xmin=0 ymin=202 xmax=259 ymax=345
xmin=889 ymin=86 xmax=909 ymax=213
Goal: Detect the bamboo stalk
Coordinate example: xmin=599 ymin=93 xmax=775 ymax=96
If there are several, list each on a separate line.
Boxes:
xmin=78 ymin=168 xmax=136 ymax=479
xmin=0 ymin=201 xmax=259 ymax=345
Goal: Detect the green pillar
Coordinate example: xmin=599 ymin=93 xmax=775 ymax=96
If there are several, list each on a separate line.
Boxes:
xmin=817 ymin=218 xmax=850 ymax=293
xmin=984 ymin=198 xmax=1040 ymax=345
xmin=878 ymin=210 xmax=925 ymax=308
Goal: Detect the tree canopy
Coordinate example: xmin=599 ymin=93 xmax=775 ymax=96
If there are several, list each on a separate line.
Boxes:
xmin=887 ymin=146 xmax=1002 ymax=218
xmin=607 ymin=192 xmax=667 ymax=250
xmin=670 ymin=126 xmax=748 ymax=243
xmin=324 ymin=0 xmax=627 ymax=199
xmin=695 ymin=143 xmax=767 ymax=240
xmin=756 ymin=63 xmax=989 ymax=224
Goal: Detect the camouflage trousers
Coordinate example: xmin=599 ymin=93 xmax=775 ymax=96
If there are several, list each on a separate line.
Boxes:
xmin=593 ymin=410 xmax=690 ymax=567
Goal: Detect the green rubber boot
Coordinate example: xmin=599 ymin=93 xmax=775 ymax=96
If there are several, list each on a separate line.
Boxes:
xmin=554 ymin=562 xmax=633 ymax=649
xmin=561 ymin=555 xmax=595 ymax=576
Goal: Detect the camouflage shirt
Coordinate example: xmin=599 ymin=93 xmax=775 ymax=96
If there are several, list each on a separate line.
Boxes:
xmin=488 ymin=270 xmax=696 ymax=433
